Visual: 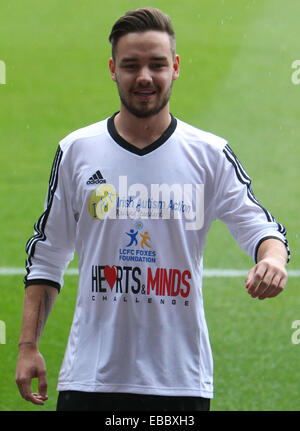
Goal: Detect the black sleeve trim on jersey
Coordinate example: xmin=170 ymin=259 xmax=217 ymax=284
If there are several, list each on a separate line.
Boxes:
xmin=223 ymin=144 xmax=290 ymax=263
xmin=254 ymin=236 xmax=289 ymax=264
xmin=24 ymin=279 xmax=61 ymax=292
xmin=223 ymin=144 xmax=273 ymax=221
xmin=24 ymin=146 xmax=63 ymax=286
xmin=107 ymin=112 xmax=177 ymax=156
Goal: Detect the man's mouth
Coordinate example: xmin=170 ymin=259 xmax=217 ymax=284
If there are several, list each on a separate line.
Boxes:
xmin=133 ymin=89 xmax=156 ymax=100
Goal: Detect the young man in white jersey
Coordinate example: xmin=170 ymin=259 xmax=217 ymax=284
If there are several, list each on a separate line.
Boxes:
xmin=16 ymin=8 xmax=289 ymax=411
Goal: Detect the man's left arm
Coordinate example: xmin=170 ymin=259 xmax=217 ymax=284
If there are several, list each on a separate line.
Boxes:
xmin=245 ymin=238 xmax=288 ymax=300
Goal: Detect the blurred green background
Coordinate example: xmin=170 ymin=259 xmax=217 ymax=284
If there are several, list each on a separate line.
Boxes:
xmin=0 ymin=0 xmax=299 ymax=411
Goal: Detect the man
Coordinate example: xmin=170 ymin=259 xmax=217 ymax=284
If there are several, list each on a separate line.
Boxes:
xmin=16 ymin=7 xmax=289 ymax=412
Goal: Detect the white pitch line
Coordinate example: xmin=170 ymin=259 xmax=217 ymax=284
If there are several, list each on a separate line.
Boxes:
xmin=1 ymin=267 xmax=300 ymax=277
xmin=204 ymin=269 xmax=300 ymax=277
xmin=0 ymin=267 xmax=79 ymax=276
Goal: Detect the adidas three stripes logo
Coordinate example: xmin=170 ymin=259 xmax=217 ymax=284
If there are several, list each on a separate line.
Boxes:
xmin=86 ymin=170 xmax=106 ymax=185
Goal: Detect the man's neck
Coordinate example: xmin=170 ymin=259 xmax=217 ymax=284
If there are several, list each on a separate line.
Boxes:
xmin=114 ymin=106 xmax=172 ymax=149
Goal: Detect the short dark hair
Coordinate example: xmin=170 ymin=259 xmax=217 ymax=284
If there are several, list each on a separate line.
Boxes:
xmin=109 ymin=7 xmax=176 ymax=60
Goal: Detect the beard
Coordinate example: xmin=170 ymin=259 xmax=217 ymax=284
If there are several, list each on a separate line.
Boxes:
xmin=116 ymin=80 xmax=174 ymax=119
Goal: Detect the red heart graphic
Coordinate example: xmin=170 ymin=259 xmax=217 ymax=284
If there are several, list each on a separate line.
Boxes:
xmin=104 ymin=265 xmax=117 ymax=290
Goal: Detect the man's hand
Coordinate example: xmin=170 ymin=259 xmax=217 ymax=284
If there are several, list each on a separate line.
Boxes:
xmin=16 ymin=343 xmax=48 ymax=405
xmin=16 ymin=284 xmax=58 ymax=405
xmin=245 ymin=238 xmax=288 ymax=300
xmin=246 ymin=257 xmax=288 ymax=300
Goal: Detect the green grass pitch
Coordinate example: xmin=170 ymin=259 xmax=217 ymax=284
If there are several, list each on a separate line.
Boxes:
xmin=0 ymin=0 xmax=299 ymax=411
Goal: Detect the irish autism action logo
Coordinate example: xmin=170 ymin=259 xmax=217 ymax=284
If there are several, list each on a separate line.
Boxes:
xmin=88 ymin=177 xmax=204 ymax=230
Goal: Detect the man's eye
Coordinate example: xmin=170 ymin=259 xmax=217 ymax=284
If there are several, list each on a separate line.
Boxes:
xmin=124 ymin=64 xmax=138 ymax=69
xmin=151 ymin=64 xmax=165 ymax=69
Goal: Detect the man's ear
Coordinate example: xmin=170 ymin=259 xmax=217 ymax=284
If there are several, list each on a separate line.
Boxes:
xmin=173 ymin=54 xmax=180 ymax=81
xmin=109 ymin=58 xmax=117 ymax=82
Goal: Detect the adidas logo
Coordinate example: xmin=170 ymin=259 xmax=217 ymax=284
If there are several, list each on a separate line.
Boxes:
xmin=87 ymin=170 xmax=107 ymax=185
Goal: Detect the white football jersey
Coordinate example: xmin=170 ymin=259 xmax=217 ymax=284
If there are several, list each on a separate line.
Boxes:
xmin=24 ymin=114 xmax=289 ymax=398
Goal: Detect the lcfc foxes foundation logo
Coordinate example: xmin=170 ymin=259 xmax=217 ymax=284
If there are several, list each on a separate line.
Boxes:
xmin=119 ymin=222 xmax=156 ymax=263
xmin=125 ymin=222 xmax=151 ymax=249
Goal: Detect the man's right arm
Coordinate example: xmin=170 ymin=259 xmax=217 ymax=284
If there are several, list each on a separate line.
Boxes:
xmin=17 ymin=144 xmax=76 ymax=405
xmin=15 ymin=284 xmax=58 ymax=405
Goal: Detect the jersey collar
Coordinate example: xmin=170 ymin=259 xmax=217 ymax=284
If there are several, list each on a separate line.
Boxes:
xmin=107 ymin=112 xmax=177 ymax=156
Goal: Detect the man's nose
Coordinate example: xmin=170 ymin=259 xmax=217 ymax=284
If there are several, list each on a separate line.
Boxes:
xmin=136 ymin=66 xmax=152 ymax=85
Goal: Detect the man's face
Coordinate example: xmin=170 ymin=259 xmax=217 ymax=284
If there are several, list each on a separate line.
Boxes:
xmin=109 ymin=31 xmax=179 ymax=118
